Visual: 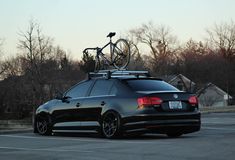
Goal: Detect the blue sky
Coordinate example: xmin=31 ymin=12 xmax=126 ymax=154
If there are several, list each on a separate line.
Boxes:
xmin=1 ymin=0 xmax=235 ymax=59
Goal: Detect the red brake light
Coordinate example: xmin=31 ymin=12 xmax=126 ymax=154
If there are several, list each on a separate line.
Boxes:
xmin=188 ymin=96 xmax=198 ymax=105
xmin=137 ymin=97 xmax=162 ymax=109
xmin=150 ymin=97 xmax=163 ymax=105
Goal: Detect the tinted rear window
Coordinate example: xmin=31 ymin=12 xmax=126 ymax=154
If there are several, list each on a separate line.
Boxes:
xmin=126 ymin=79 xmax=178 ymax=92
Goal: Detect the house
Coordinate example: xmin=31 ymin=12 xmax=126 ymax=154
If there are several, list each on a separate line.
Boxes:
xmin=161 ymin=74 xmax=233 ymax=107
xmin=197 ymin=83 xmax=232 ymax=107
xmin=162 ymin=74 xmax=196 ymax=93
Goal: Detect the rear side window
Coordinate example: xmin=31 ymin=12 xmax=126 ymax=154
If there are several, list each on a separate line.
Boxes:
xmin=89 ymin=79 xmax=114 ymax=96
xmin=65 ymin=80 xmax=93 ymax=98
xmin=126 ymin=79 xmax=178 ymax=92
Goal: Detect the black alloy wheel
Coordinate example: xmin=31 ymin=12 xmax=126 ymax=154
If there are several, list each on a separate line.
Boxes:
xmin=36 ymin=116 xmax=52 ymax=135
xmin=101 ymin=111 xmax=122 ymax=138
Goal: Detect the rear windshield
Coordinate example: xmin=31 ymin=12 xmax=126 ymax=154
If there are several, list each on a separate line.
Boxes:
xmin=126 ymin=79 xmax=179 ymax=92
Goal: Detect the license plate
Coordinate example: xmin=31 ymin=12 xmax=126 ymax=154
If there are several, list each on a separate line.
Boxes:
xmin=169 ymin=101 xmax=182 ymax=109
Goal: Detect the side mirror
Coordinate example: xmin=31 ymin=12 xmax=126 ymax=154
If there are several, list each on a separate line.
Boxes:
xmin=61 ymin=96 xmax=71 ymax=103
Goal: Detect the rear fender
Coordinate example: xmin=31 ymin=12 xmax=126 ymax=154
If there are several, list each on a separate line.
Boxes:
xmin=101 ymin=105 xmax=122 ymax=117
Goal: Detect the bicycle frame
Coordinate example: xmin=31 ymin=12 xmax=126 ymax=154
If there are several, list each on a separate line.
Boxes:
xmin=83 ymin=32 xmax=130 ymax=71
xmin=97 ymin=41 xmax=115 ymax=65
xmin=84 ymin=37 xmax=115 ymax=66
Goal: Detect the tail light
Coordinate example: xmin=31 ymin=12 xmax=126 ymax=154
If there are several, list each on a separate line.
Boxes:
xmin=188 ymin=96 xmax=198 ymax=105
xmin=137 ymin=97 xmax=163 ymax=109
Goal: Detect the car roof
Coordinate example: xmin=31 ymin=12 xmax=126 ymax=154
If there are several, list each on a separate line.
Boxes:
xmin=111 ymin=76 xmax=162 ymax=81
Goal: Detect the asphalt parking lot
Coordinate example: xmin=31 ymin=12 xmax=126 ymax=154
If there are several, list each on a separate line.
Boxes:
xmin=0 ymin=112 xmax=235 ymax=160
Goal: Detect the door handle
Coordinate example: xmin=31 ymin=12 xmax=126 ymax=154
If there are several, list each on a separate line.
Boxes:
xmin=76 ymin=102 xmax=80 ymax=107
xmin=101 ymin=101 xmax=106 ymax=106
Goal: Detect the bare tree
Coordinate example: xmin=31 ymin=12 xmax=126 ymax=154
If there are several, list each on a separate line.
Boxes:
xmin=18 ymin=19 xmax=55 ymax=118
xmin=0 ymin=38 xmax=4 ymax=77
xmin=0 ymin=38 xmax=3 ymax=55
xmin=207 ymin=21 xmax=235 ymax=59
xmin=18 ymin=20 xmax=53 ymax=83
xmin=0 ymin=56 xmax=23 ymax=78
xmin=1 ymin=20 xmax=87 ymax=119
xmin=129 ymin=22 xmax=178 ymax=75
xmin=80 ymin=52 xmax=95 ymax=73
xmin=125 ymin=33 xmax=146 ymax=70
xmin=130 ymin=22 xmax=177 ymax=57
xmin=206 ymin=21 xmax=235 ymax=98
xmin=36 ymin=26 xmax=53 ymax=63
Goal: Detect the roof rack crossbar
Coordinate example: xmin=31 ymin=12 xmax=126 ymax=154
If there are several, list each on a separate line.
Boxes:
xmin=88 ymin=70 xmax=150 ymax=79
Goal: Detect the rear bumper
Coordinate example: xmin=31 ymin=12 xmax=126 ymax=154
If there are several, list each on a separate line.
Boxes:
xmin=122 ymin=112 xmax=201 ymax=134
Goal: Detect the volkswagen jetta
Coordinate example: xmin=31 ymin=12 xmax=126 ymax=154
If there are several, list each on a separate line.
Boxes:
xmin=34 ymin=70 xmax=200 ymax=138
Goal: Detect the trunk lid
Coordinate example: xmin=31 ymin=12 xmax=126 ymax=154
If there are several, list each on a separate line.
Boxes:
xmin=137 ymin=91 xmax=197 ymax=112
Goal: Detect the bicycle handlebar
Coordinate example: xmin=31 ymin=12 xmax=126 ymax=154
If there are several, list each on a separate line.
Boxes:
xmin=83 ymin=47 xmax=100 ymax=54
xmin=83 ymin=47 xmax=102 ymax=54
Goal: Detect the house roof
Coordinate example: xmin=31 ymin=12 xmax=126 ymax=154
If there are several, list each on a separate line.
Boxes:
xmin=168 ymin=74 xmax=196 ymax=85
xmin=160 ymin=74 xmax=195 ymax=84
xmin=159 ymin=75 xmax=177 ymax=82
xmin=197 ymin=82 xmax=232 ymax=98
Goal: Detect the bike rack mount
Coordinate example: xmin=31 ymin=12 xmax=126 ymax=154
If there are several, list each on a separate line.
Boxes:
xmin=88 ymin=69 xmax=151 ymax=79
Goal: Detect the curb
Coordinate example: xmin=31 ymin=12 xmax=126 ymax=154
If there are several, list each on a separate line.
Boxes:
xmin=200 ymin=106 xmax=235 ymax=114
xmin=0 ymin=128 xmax=33 ymax=134
xmin=201 ymin=110 xmax=235 ymax=114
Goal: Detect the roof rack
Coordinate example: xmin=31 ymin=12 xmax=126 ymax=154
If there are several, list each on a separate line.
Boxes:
xmin=88 ymin=69 xmax=151 ymax=79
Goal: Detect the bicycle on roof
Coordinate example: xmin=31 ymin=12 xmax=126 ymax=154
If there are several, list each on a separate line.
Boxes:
xmin=83 ymin=32 xmax=130 ymax=71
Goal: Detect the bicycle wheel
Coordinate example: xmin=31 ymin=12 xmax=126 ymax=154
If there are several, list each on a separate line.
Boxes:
xmin=112 ymin=39 xmax=130 ymax=69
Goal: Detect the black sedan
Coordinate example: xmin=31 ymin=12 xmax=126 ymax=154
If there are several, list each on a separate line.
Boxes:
xmin=34 ymin=70 xmax=200 ymax=138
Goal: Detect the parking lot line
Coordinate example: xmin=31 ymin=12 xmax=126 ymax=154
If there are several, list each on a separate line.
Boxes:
xmin=0 ymin=146 xmax=93 ymax=153
xmin=0 ymin=134 xmax=171 ymax=145
xmin=202 ymin=127 xmax=235 ymax=131
xmin=0 ymin=134 xmax=108 ymax=143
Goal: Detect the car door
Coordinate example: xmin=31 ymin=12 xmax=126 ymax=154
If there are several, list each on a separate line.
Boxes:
xmin=80 ymin=79 xmax=115 ymax=126
xmin=51 ymin=80 xmax=94 ymax=128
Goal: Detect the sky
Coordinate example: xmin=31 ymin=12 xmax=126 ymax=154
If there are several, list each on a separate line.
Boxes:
xmin=0 ymin=0 xmax=235 ymax=60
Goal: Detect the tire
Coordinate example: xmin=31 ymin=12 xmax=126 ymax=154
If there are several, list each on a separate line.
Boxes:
xmin=35 ymin=115 xmax=52 ymax=136
xmin=101 ymin=111 xmax=122 ymax=138
xmin=112 ymin=39 xmax=130 ymax=69
xmin=33 ymin=116 xmax=38 ymax=133
xmin=166 ymin=132 xmax=183 ymax=138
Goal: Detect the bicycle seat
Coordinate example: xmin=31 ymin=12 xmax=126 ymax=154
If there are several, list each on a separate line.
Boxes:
xmin=107 ymin=32 xmax=116 ymax=38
